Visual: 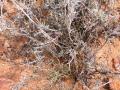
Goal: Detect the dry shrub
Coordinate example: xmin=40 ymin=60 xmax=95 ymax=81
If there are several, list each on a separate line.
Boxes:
xmin=1 ymin=0 xmax=120 ymax=89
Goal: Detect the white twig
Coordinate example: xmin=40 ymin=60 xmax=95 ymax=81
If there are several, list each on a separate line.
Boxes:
xmin=11 ymin=0 xmax=61 ymax=47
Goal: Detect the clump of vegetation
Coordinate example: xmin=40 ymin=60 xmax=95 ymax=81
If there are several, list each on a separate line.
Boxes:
xmin=1 ymin=0 xmax=120 ymax=89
